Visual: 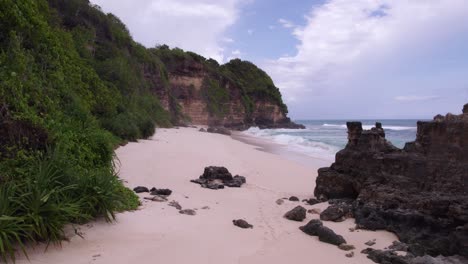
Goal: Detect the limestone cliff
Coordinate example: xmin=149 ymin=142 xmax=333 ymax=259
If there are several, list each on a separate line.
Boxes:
xmin=314 ymin=104 xmax=468 ymax=259
xmin=151 ymin=48 xmax=304 ymax=129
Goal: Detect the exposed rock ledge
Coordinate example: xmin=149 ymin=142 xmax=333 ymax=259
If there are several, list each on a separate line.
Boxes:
xmin=314 ymin=104 xmax=468 ymax=260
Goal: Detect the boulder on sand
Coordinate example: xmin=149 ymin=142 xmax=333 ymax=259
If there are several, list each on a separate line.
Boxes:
xmin=233 ymin=219 xmax=253 ymax=229
xmin=284 ymin=206 xmax=307 ymax=221
xmin=133 ymin=186 xmax=149 ymax=193
xmin=191 ymin=166 xmax=247 ymax=189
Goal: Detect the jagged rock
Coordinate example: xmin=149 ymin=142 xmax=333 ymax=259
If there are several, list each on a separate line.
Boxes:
xmin=201 ymin=166 xmax=233 ymax=181
xmin=363 ymin=248 xmax=468 ymax=264
xmin=411 ymin=255 xmax=468 ymax=264
xmin=299 ymin=219 xmax=323 ymax=236
xmin=207 ymin=126 xmax=231 ymax=135
xmin=150 ymin=188 xmax=172 ymax=196
xmin=320 ymin=204 xmax=353 ymax=222
xmin=179 ymin=209 xmax=196 ymax=216
xmin=314 ymin=104 xmax=468 ymax=258
xmin=191 ymin=167 xmax=246 ymax=189
xmin=365 ymin=239 xmax=376 ymax=246
xmin=202 ymin=181 xmax=225 ymax=190
xmin=339 ymin=244 xmax=356 ymax=251
xmin=317 ymin=226 xmax=347 ymax=246
xmin=289 ymin=196 xmax=300 ymax=201
xmin=233 ymin=219 xmax=253 ymax=229
xmin=389 ymin=241 xmax=409 ymax=252
xmin=224 ymin=175 xmax=246 ymax=187
xmin=276 ymin=199 xmax=284 ymax=205
xmin=284 ymin=206 xmax=307 ymax=221
xmin=299 ymin=219 xmax=347 ymax=246
xmin=345 ymin=252 xmax=354 ymax=258
xmin=133 ymin=186 xmax=149 ymax=193
xmin=168 ymin=201 xmax=182 ymax=210
xmin=304 ymin=198 xmax=320 ymax=205
xmin=364 ymin=249 xmax=413 ymax=264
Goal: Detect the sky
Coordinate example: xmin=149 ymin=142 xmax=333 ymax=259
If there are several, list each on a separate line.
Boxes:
xmin=90 ymin=0 xmax=468 ymax=119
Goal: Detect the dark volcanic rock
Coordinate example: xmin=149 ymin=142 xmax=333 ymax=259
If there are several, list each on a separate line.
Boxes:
xmin=314 ymin=104 xmax=468 ymax=259
xmin=207 ymin=126 xmax=231 ymax=135
xmin=299 ymin=219 xmax=347 ymax=246
xmin=150 ymin=188 xmax=172 ymax=196
xmin=363 ymin=248 xmax=468 ymax=264
xmin=300 ymin=219 xmax=323 ymax=236
xmin=320 ymin=203 xmax=353 ymax=222
xmin=233 ymin=219 xmax=253 ymax=229
xmin=179 ymin=209 xmax=196 ymax=215
xmin=201 ymin=166 xmax=233 ymax=181
xmin=133 ymin=186 xmax=149 ymax=193
xmin=284 ymin=206 xmax=307 ymax=221
xmin=317 ymin=226 xmax=347 ymax=246
xmin=191 ymin=167 xmax=246 ymax=189
xmin=289 ymin=196 xmax=300 ymax=201
xmin=304 ymin=198 xmax=320 ymax=205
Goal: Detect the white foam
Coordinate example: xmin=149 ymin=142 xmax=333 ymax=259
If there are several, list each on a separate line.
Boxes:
xmin=243 ymin=127 xmax=339 ymax=160
xmin=322 ymin=124 xmax=416 ymax=131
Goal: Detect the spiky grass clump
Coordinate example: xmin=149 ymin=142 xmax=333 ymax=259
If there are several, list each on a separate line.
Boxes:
xmin=0 ymin=149 xmax=139 ymax=262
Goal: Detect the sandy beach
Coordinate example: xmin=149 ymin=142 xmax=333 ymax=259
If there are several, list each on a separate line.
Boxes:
xmin=16 ymin=127 xmax=398 ymax=264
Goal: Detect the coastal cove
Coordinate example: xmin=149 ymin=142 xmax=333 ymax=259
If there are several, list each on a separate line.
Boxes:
xmin=15 ymin=127 xmax=398 ymax=264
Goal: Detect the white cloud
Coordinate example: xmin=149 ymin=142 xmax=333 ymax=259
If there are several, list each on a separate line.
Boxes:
xmin=278 ymin=18 xmax=295 ymax=28
xmin=394 ymin=95 xmax=440 ymax=102
xmin=231 ymin=49 xmax=241 ymax=56
xmin=264 ymin=0 xmax=468 ymax=118
xmin=91 ymin=0 xmax=247 ymax=62
xmin=247 ymin=29 xmax=254 ymax=35
xmin=222 ymin=37 xmax=235 ymax=43
xmin=226 ymin=49 xmax=242 ymax=61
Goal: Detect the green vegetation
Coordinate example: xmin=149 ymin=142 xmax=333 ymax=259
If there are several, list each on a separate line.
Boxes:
xmin=0 ymin=0 xmax=289 ymax=261
xmin=221 ymin=59 xmax=288 ymax=115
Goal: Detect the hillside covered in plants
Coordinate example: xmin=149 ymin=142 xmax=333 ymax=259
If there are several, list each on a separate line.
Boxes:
xmin=0 ymin=0 xmax=300 ymax=261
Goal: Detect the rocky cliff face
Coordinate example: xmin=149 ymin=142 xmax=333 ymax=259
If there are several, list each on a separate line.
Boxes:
xmin=314 ymin=104 xmax=468 ymax=258
xmin=150 ymin=54 xmax=304 ymax=129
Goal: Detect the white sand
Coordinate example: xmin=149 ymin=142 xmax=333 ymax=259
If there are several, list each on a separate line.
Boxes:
xmin=16 ymin=127 xmax=397 ymax=264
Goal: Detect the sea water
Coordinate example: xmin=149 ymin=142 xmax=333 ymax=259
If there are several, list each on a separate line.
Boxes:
xmin=243 ymin=120 xmax=421 ymax=161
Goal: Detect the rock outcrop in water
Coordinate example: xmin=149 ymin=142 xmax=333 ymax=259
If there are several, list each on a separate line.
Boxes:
xmin=314 ymin=104 xmax=468 ymax=260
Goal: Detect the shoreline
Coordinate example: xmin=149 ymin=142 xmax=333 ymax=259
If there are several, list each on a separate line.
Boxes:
xmin=230 ymin=130 xmax=333 ymax=169
xmin=16 ymin=127 xmax=398 ymax=264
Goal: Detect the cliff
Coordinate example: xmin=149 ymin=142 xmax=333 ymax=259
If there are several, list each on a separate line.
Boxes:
xmin=151 ymin=47 xmax=303 ymax=129
xmin=314 ymin=104 xmax=468 ymax=259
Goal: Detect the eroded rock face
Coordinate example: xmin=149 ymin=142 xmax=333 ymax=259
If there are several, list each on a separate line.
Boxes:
xmin=314 ymin=104 xmax=468 ymax=258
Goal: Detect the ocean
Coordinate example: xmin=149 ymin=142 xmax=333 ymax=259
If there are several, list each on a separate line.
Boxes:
xmin=243 ymin=120 xmax=421 ymax=162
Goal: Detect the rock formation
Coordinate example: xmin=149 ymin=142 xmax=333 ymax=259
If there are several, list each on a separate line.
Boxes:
xmin=284 ymin=205 xmax=307 ymax=221
xmin=153 ymin=56 xmax=305 ymax=129
xmin=314 ymin=104 xmax=468 ymax=259
xmin=191 ymin=166 xmax=246 ymax=189
xmin=233 ymin=219 xmax=254 ymax=229
xmin=299 ymin=219 xmax=347 ymax=246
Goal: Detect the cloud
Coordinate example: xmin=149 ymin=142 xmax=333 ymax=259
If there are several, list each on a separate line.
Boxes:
xmin=222 ymin=37 xmax=235 ymax=43
xmin=226 ymin=49 xmax=242 ymax=61
xmin=264 ymin=0 xmax=468 ymax=118
xmin=90 ymin=0 xmax=247 ymax=62
xmin=278 ymin=18 xmax=295 ymax=28
xmin=247 ymin=29 xmax=254 ymax=35
xmin=394 ymin=95 xmax=440 ymax=102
